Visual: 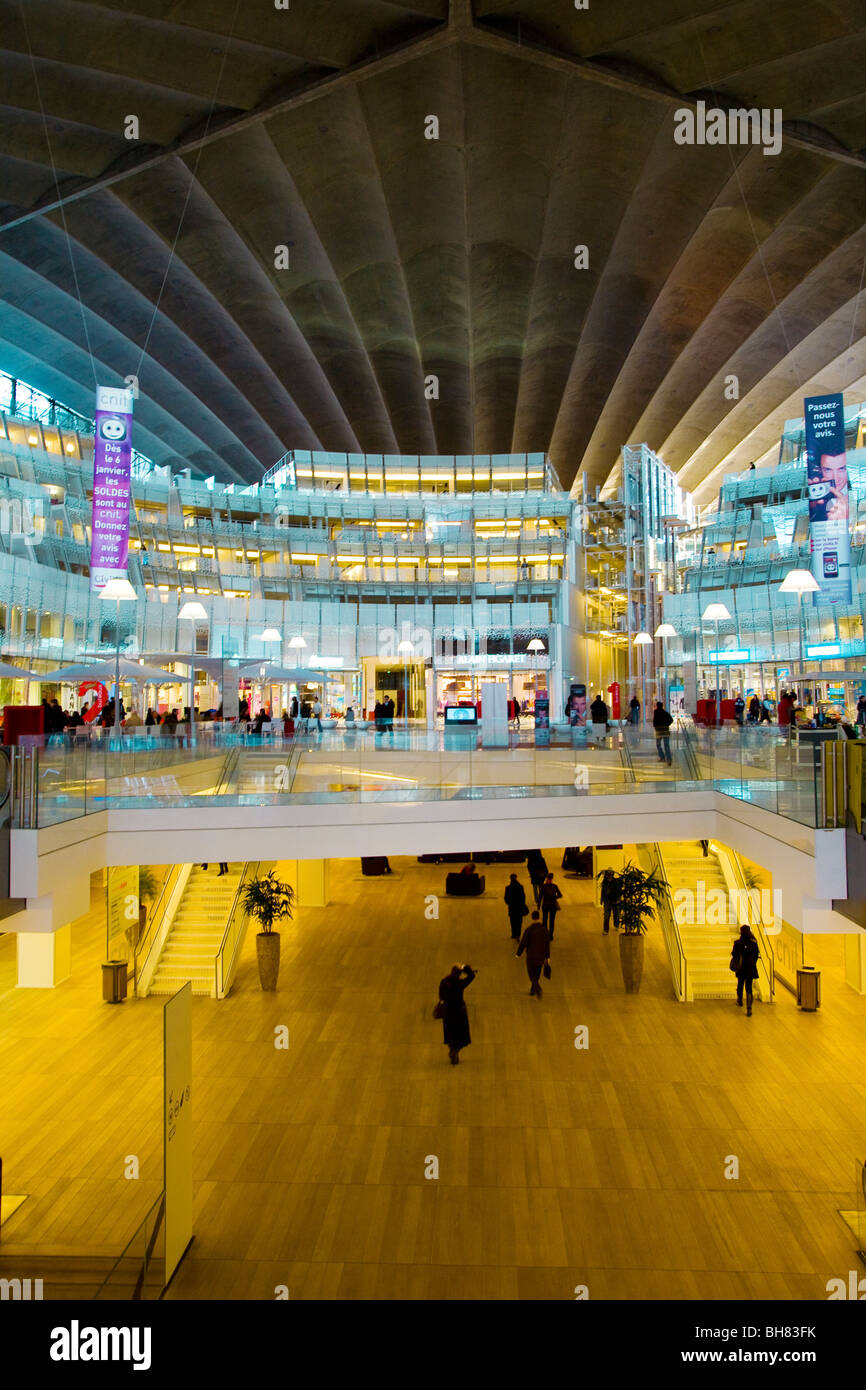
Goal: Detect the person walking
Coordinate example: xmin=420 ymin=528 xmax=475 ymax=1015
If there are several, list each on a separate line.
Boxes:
xmin=201 ymin=863 xmax=228 ymax=875
xmin=748 ymin=694 xmax=760 ymax=724
xmin=437 ymin=962 xmax=476 ymax=1064
xmin=383 ymin=695 xmax=395 ymax=738
xmin=589 ymin=693 xmax=608 ymax=744
xmin=312 ymin=696 xmax=323 ymax=734
xmin=730 ymin=924 xmax=760 ymax=1016
xmin=539 ymin=872 xmax=562 ymax=941
xmin=598 ymin=866 xmax=621 ymax=934
xmin=734 ymin=694 xmax=745 ymax=726
xmin=517 ymin=910 xmax=550 ymax=998
xmin=527 ymin=849 xmax=548 ymax=906
xmin=504 ymin=873 xmax=528 ymax=941
xmin=628 ymin=695 xmax=640 ymax=725
xmin=652 ymin=700 xmax=674 ymax=765
xmin=857 ymin=694 xmax=866 ymax=730
xmin=759 ymin=695 xmax=773 ymax=725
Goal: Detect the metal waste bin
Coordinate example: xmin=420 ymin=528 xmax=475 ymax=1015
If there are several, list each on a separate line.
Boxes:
xmin=102 ymin=960 xmax=128 ymax=1004
xmin=796 ymin=965 xmax=821 ymax=1011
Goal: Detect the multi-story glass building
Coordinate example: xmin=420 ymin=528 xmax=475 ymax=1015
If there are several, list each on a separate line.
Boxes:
xmin=0 ymin=385 xmax=581 ymax=721
xmin=659 ymin=403 xmax=866 ymax=710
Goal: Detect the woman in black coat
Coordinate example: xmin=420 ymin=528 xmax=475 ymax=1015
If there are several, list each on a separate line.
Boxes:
xmin=730 ymin=925 xmax=760 ymax=1016
xmin=438 ymin=963 xmax=476 ymax=1065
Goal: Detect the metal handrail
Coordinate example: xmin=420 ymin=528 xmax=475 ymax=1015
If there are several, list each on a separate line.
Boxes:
xmin=678 ymin=721 xmax=702 ymax=781
xmin=618 ymin=726 xmax=638 ymax=783
xmin=713 ymin=843 xmax=775 ymax=1002
xmin=214 ymin=862 xmax=260 ymax=998
xmin=133 ymin=865 xmax=182 ymax=995
xmin=644 ymin=844 xmax=689 ymax=1002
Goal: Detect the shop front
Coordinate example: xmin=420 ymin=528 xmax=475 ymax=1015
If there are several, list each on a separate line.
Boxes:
xmin=362 ymin=658 xmax=427 ymax=721
xmin=434 ymin=653 xmax=549 ymax=718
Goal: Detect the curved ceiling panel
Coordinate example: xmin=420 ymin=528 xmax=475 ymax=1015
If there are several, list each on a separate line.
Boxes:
xmin=0 ymin=0 xmax=863 ymax=493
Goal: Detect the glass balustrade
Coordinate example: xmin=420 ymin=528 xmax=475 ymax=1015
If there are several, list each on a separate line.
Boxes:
xmin=27 ymin=720 xmax=829 ymax=828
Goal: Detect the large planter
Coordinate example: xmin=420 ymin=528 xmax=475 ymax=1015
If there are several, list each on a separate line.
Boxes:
xmin=619 ymin=934 xmax=645 ymax=994
xmin=256 ymin=932 xmax=281 ymax=991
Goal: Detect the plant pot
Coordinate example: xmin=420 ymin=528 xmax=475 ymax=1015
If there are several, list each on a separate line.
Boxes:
xmin=619 ymin=933 xmax=644 ymax=994
xmin=256 ymin=931 xmax=281 ymax=991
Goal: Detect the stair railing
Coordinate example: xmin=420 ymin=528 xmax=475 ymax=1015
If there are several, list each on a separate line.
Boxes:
xmin=134 ymin=863 xmax=189 ymax=997
xmin=712 ymin=843 xmax=775 ymax=1002
xmin=213 ymin=745 xmax=240 ymax=797
xmin=678 ymin=720 xmax=703 ymax=782
xmin=214 ymin=862 xmax=260 ymax=999
xmin=618 ymin=726 xmax=638 ymax=784
xmin=643 ymin=844 xmax=690 ymax=1002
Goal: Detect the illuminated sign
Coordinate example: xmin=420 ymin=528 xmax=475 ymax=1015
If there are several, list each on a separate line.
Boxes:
xmin=310 ymin=655 xmax=344 ymax=669
xmin=805 ymin=642 xmax=842 ymax=658
xmin=708 ymin=649 xmax=750 ymax=663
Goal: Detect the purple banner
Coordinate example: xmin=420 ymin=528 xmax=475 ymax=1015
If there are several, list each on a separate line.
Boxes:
xmin=804 ymin=391 xmax=851 ymax=603
xmin=90 ymin=385 xmax=134 ymax=591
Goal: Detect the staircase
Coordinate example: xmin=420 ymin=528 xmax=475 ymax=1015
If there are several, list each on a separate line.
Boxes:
xmin=148 ymin=864 xmax=242 ymax=996
xmin=660 ymin=842 xmax=765 ymax=1002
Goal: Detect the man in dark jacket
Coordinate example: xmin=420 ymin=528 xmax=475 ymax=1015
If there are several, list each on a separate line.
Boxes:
xmin=652 ymin=700 xmax=674 ymax=764
xmin=598 ymin=867 xmax=621 ymax=934
xmin=539 ymin=872 xmax=562 ymax=940
xmin=527 ymin=849 xmax=548 ymax=906
xmin=504 ymin=873 xmax=528 ymax=941
xmin=438 ymin=963 xmax=476 ymax=1064
xmin=731 ymin=925 xmax=760 ymax=1016
xmin=517 ymin=911 xmax=550 ymax=998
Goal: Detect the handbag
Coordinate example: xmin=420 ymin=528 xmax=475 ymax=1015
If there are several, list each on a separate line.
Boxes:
xmin=543 ymin=962 xmax=552 ymax=980
xmin=432 ymin=1001 xmax=445 ymax=1019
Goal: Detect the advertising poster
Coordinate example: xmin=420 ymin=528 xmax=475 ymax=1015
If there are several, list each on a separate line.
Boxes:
xmin=804 ymin=392 xmax=851 ymax=603
xmin=90 ymin=384 xmax=135 ymax=591
xmin=567 ymin=683 xmax=587 ymax=726
xmin=164 ymin=983 xmax=193 ymax=1284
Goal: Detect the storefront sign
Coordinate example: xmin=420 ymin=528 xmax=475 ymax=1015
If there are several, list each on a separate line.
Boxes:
xmin=708 ymin=649 xmax=751 ymax=663
xmin=806 ymin=643 xmax=842 ymax=658
xmin=310 ymin=655 xmax=345 ymax=669
xmin=90 ymin=385 xmax=134 ymax=591
xmin=805 ymin=391 xmax=851 ymax=602
xmin=436 ymin=653 xmax=548 ymax=668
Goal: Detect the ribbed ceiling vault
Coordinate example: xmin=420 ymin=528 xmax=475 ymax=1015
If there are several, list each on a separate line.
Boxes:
xmin=0 ymin=0 xmax=863 ymax=500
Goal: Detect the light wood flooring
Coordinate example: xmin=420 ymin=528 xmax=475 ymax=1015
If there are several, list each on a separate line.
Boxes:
xmin=0 ymin=853 xmax=864 ymax=1301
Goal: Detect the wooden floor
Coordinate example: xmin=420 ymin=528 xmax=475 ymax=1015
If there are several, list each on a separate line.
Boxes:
xmin=0 ymin=853 xmax=864 ymax=1301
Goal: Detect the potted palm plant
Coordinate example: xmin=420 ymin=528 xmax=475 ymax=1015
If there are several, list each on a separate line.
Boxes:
xmin=605 ymin=862 xmax=668 ymax=994
xmin=241 ymin=872 xmax=295 ymax=991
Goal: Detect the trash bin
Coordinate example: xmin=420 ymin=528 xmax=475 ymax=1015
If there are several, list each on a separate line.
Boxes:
xmin=102 ymin=960 xmax=128 ymax=1004
xmin=796 ymin=965 xmax=821 ymax=1011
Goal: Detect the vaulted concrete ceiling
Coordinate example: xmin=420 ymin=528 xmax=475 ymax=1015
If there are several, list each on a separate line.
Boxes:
xmin=0 ymin=0 xmax=864 ymax=501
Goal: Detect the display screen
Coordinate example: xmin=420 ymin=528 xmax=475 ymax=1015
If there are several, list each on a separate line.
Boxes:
xmin=444 ymin=706 xmax=477 ymax=723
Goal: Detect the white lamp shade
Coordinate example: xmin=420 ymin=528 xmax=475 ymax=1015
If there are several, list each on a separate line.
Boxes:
xmin=655 ymin=623 xmax=677 ymax=638
xmin=779 ymin=568 xmax=820 ymax=595
xmin=99 ymin=578 xmax=138 ymax=601
xmin=633 ymin=632 xmax=653 ymax=645
xmin=702 ymin=603 xmax=731 ymax=622
xmin=178 ymin=601 xmax=208 ymax=620
xmin=288 ymin=635 xmax=307 ymax=649
xmin=526 ymin=638 xmax=546 ymax=652
xmin=259 ymin=628 xmax=282 ymax=641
